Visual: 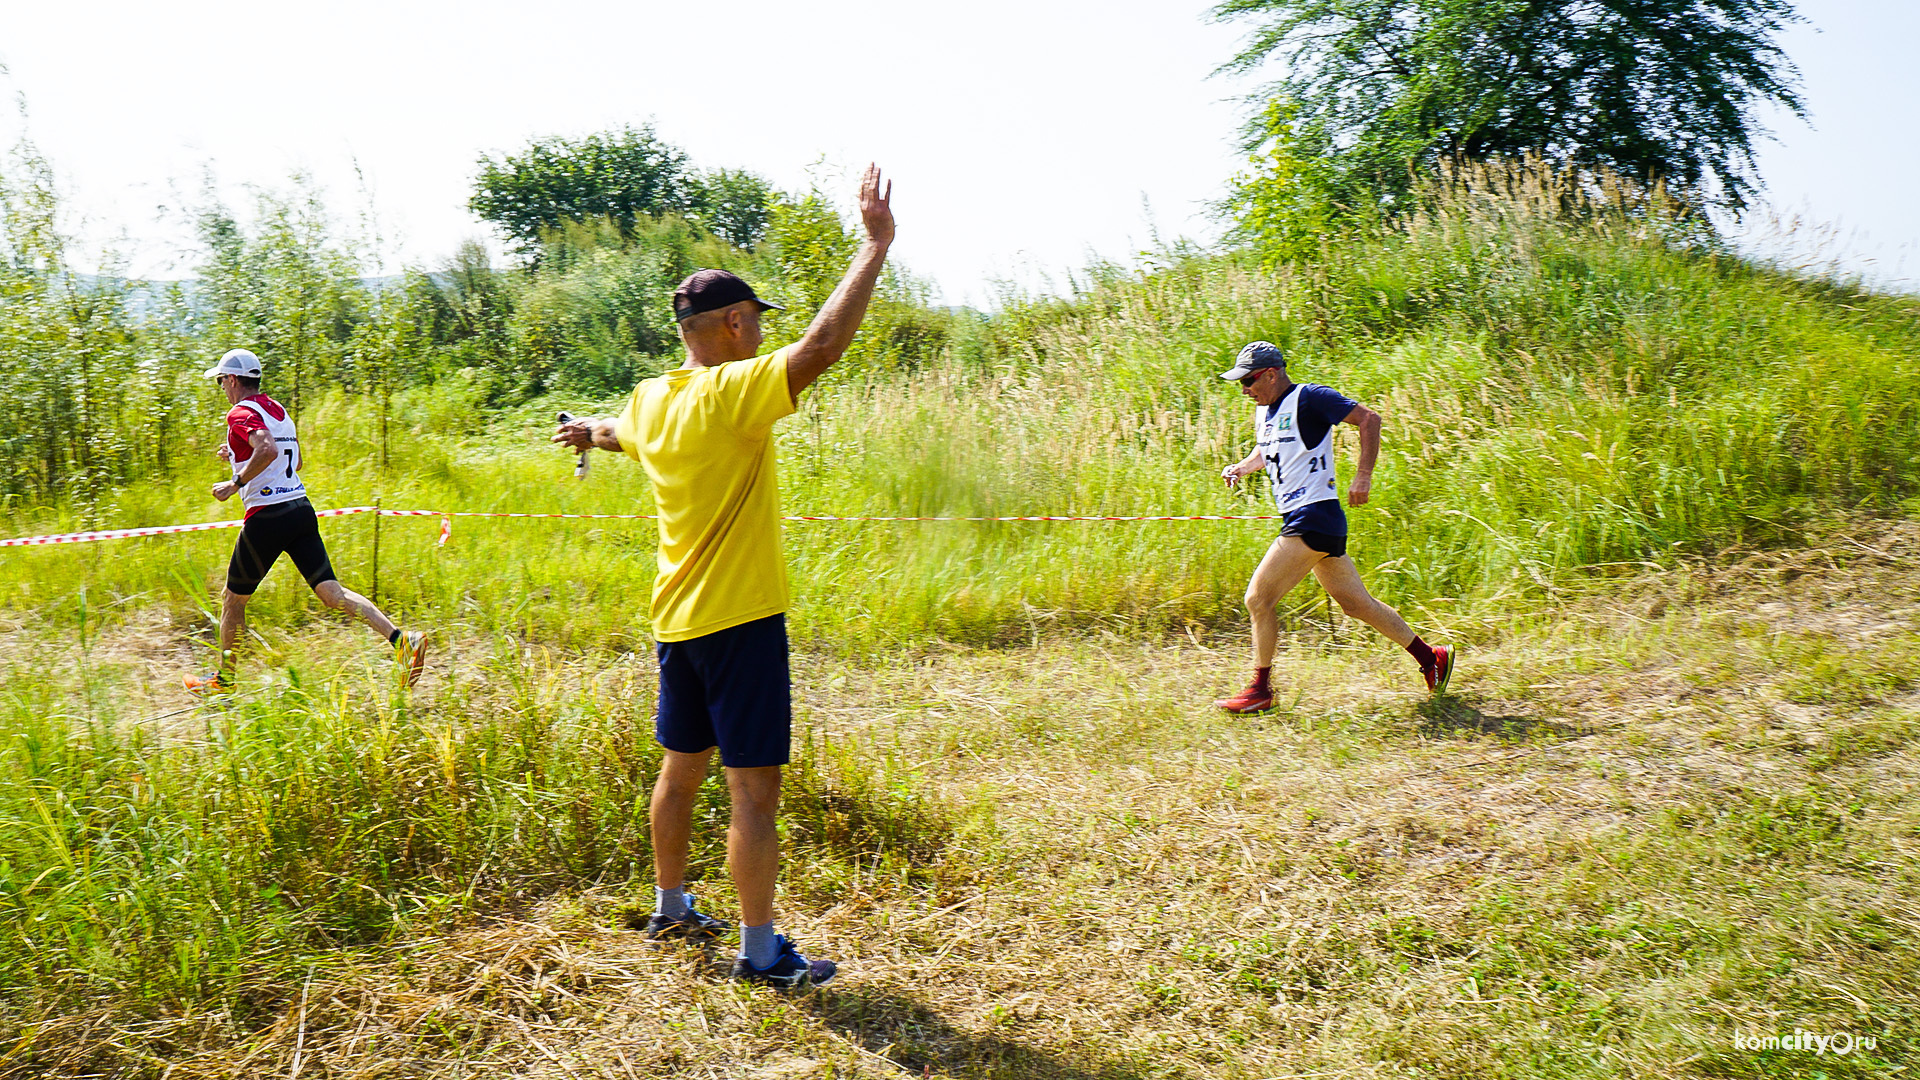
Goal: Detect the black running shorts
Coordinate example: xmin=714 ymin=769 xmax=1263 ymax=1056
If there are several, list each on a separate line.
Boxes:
xmin=226 ymin=498 xmax=336 ymax=595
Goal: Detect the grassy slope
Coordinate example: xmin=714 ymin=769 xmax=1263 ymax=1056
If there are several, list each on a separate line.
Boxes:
xmin=2 ymin=185 xmax=1918 ymax=1076
xmin=9 ymin=184 xmax=1918 ymax=660
xmin=877 ymin=200 xmax=1920 ymax=641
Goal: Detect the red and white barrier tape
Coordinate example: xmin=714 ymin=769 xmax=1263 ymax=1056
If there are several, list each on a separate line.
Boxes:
xmin=0 ymin=506 xmax=377 ymax=548
xmin=2 ymin=507 xmax=1284 ymax=548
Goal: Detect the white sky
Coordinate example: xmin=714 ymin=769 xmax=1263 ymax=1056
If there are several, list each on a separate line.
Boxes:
xmin=1740 ymin=0 xmax=1920 ymax=292
xmin=2 ymin=0 xmax=1914 ymax=304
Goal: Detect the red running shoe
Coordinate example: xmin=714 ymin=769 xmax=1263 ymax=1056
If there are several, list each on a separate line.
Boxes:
xmin=1424 ymin=645 xmax=1455 ymax=696
xmin=1214 ymin=682 xmax=1275 ymax=714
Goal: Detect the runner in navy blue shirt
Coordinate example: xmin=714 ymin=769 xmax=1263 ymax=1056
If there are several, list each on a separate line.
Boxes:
xmin=1214 ymin=341 xmax=1454 ymax=712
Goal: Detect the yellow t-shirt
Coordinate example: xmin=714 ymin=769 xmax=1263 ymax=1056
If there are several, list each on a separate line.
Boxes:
xmin=615 ymin=348 xmax=797 ymax=641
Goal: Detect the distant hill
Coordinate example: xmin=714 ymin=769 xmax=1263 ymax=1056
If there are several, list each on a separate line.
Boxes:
xmin=62 ymin=272 xmax=422 ymax=322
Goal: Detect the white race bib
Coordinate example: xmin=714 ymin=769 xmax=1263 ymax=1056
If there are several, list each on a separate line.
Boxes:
xmin=1256 ymin=386 xmax=1339 ymax=512
xmin=232 ymin=398 xmax=307 ymax=511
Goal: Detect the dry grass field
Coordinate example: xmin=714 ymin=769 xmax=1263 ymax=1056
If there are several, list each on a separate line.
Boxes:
xmin=6 ymin=520 xmax=1916 ymax=1079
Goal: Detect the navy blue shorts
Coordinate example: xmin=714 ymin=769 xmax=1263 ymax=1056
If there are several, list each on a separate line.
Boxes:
xmin=1287 ymin=530 xmax=1347 ymax=558
xmin=1279 ymin=502 xmax=1347 ymax=558
xmin=654 ymin=613 xmax=792 ymax=769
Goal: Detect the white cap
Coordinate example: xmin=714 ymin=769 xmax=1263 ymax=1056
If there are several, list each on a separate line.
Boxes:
xmin=204 ymin=348 xmax=263 ymax=379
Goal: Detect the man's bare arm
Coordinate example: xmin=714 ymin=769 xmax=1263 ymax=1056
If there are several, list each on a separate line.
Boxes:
xmin=1340 ymin=404 xmax=1382 ymax=506
xmin=213 ymin=429 xmax=278 ymax=501
xmin=238 ymin=429 xmax=278 ymax=483
xmin=1222 ymin=447 xmax=1266 ymax=489
xmin=785 ymin=164 xmax=895 ymax=397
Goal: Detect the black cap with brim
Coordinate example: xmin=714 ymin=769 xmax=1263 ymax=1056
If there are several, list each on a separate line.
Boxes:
xmin=1219 ymin=340 xmax=1286 ymax=380
xmin=673 ymin=268 xmax=784 ymax=322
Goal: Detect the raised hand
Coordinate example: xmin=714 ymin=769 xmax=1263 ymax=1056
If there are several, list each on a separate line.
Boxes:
xmin=783 ymin=164 xmax=895 ymax=396
xmin=858 ymin=163 xmax=894 ymax=248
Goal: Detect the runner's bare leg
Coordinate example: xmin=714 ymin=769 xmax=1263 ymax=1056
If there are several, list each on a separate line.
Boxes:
xmin=313 ymin=580 xmax=398 ymax=640
xmin=1245 ymin=536 xmax=1326 ymax=669
xmin=1311 ymin=555 xmax=1417 ymax=647
xmin=216 ymin=588 xmax=248 ymax=669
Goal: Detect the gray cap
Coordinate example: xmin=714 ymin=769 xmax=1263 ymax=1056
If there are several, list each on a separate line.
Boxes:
xmin=204 ymin=348 xmax=262 ymax=379
xmin=1219 ymin=341 xmax=1285 ymax=381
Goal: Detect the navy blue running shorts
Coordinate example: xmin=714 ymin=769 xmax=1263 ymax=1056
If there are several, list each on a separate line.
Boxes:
xmin=227 ymin=498 xmax=337 ymax=595
xmin=1290 ymin=530 xmax=1347 ymax=558
xmin=1278 ymin=502 xmax=1347 ymax=558
xmin=654 ymin=613 xmax=792 ymax=769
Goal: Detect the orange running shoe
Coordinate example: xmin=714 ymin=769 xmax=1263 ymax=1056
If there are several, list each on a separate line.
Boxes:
xmin=183 ymin=669 xmax=234 ymax=697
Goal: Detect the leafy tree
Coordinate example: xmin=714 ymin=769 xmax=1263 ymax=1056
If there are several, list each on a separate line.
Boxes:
xmin=471 ymin=128 xmax=782 ymax=256
xmin=195 ymin=175 xmax=366 ymax=416
xmin=385 ymin=240 xmax=514 ymax=381
xmin=1213 ymin=0 xmax=1806 ymax=210
xmin=0 ymin=133 xmax=193 ymax=504
xmin=758 ymin=191 xmax=948 ymax=381
xmin=688 ymin=168 xmax=777 ymax=249
xmin=497 ymin=215 xmax=744 ymax=399
xmin=1218 ymin=100 xmax=1349 ymax=263
xmin=469 ymin=126 xmax=693 ymax=255
xmin=762 ymin=191 xmax=856 ymax=320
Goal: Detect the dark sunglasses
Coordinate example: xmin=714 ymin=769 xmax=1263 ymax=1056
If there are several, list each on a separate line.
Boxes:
xmin=1238 ymin=369 xmax=1271 ymax=388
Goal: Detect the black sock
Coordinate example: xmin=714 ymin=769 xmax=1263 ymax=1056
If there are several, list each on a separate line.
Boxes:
xmin=1406 ymin=636 xmax=1436 ymax=669
xmin=388 ymin=628 xmax=401 ymax=645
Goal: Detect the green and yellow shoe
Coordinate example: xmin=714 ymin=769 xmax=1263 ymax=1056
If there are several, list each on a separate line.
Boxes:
xmin=395 ymin=630 xmax=429 ymax=687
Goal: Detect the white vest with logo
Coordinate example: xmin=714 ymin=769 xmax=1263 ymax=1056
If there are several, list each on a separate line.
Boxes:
xmin=1256 ymin=385 xmax=1339 ymax=512
xmin=233 ymin=398 xmax=307 ymax=511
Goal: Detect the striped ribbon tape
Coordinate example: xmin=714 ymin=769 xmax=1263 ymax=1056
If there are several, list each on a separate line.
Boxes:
xmin=1 ymin=507 xmax=1285 ymax=548
xmin=0 ymin=506 xmax=378 ymax=548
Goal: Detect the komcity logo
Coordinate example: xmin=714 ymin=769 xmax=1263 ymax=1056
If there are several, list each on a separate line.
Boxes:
xmin=1734 ymin=1030 xmax=1878 ymax=1055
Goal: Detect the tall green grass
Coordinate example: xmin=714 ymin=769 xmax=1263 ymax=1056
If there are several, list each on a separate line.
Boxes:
xmin=969 ymin=166 xmax=1920 ymax=604
xmin=0 ymin=643 xmax=952 ymax=1030
xmin=1 ymin=168 xmax=1917 ymax=1043
xmin=6 ymin=168 xmax=1919 ymax=656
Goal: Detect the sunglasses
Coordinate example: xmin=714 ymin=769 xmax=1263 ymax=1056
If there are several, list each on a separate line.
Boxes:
xmin=1238 ymin=369 xmax=1271 ymax=388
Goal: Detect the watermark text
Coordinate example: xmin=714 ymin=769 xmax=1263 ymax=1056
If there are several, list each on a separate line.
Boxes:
xmin=1734 ymin=1029 xmax=1878 ymax=1055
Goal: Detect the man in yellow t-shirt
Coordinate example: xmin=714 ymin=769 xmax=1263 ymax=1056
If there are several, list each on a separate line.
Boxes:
xmin=554 ymin=164 xmax=894 ymax=992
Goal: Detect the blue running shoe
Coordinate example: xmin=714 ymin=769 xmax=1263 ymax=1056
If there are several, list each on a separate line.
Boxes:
xmin=729 ymin=935 xmax=836 ymax=991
